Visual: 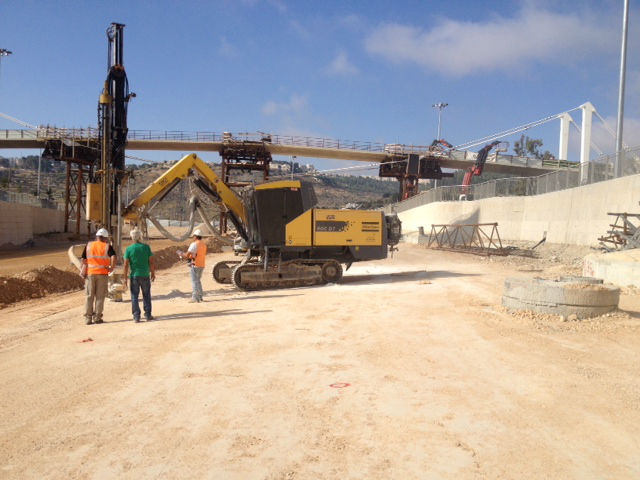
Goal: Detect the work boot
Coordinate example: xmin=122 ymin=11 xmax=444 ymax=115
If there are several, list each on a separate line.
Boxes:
xmin=85 ymin=316 xmax=93 ymax=325
xmin=134 ymin=317 xmax=140 ymax=323
xmin=145 ymin=315 xmax=154 ymax=321
xmin=188 ymin=298 xmax=198 ymax=303
xmin=94 ymin=317 xmax=104 ymax=324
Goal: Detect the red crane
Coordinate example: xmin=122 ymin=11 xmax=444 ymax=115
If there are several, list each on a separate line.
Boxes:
xmin=461 ymin=141 xmax=505 ymax=199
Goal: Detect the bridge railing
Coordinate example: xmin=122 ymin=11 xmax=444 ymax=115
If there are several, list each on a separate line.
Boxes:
xmin=388 ymin=148 xmax=640 ymax=214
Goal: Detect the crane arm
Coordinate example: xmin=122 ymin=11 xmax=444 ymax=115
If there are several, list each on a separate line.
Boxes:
xmin=123 ymin=153 xmax=248 ymax=236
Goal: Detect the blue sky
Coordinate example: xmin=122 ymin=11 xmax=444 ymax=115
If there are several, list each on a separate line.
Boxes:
xmin=1 ymin=0 xmax=639 ymax=170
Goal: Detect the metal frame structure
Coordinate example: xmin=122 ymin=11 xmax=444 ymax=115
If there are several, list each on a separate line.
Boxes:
xmin=218 ymin=134 xmax=272 ymax=233
xmin=426 ymin=222 xmax=505 ymax=255
xmin=598 ymin=212 xmax=640 ymax=251
xmin=41 ymin=137 xmax=98 ymax=236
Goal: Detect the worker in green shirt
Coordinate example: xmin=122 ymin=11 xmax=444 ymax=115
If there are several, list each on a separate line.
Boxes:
xmin=123 ymin=229 xmax=156 ymax=323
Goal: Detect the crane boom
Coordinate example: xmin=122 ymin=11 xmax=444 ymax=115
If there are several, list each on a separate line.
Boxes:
xmin=123 ymin=153 xmax=248 ymax=237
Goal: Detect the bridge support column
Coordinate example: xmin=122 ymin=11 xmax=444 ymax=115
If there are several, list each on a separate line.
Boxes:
xmin=580 ymin=102 xmax=595 ymax=184
xmin=558 ymin=112 xmax=572 ymax=161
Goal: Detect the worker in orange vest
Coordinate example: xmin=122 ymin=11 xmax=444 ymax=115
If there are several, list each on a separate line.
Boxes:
xmin=81 ymin=228 xmax=116 ymax=324
xmin=182 ymin=229 xmax=207 ymax=303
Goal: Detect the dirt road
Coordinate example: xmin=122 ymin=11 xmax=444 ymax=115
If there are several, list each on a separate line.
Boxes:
xmin=1 ymin=245 xmax=639 ymax=479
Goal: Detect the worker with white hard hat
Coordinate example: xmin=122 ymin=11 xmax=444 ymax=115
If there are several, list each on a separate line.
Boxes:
xmin=179 ymin=228 xmax=207 ymax=302
xmin=81 ymin=228 xmax=116 ymax=325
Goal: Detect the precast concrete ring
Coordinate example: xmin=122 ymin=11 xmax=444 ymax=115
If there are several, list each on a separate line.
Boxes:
xmin=502 ymin=277 xmax=620 ymax=319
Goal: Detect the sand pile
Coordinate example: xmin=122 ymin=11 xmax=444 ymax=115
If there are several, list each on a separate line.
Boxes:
xmin=0 ymin=265 xmax=84 ymax=308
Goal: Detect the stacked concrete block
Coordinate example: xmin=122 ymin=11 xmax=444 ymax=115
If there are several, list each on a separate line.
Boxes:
xmin=0 ymin=201 xmax=66 ymax=247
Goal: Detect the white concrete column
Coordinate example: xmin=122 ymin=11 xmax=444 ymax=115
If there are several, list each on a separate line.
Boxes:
xmin=580 ymin=102 xmax=595 ymax=164
xmin=580 ymin=102 xmax=595 ymax=184
xmin=558 ymin=112 xmax=572 ymax=161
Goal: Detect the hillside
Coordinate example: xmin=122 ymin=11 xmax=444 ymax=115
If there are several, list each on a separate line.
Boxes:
xmin=0 ymin=156 xmax=401 ymax=220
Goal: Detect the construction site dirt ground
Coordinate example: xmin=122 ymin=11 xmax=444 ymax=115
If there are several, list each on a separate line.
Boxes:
xmin=1 ymin=244 xmax=639 ymax=479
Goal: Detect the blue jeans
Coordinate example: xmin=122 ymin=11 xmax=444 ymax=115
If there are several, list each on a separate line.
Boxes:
xmin=190 ymin=266 xmax=204 ymax=301
xmin=130 ymin=276 xmax=152 ymax=319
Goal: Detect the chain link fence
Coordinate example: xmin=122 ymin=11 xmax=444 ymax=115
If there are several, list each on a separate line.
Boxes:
xmin=388 ymin=148 xmax=640 ymax=214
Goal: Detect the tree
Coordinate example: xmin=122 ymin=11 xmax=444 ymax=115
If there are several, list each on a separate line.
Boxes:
xmin=513 ymin=135 xmax=550 ymax=160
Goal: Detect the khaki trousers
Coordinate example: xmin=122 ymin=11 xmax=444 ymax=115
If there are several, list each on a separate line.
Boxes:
xmin=85 ymin=274 xmax=109 ymax=321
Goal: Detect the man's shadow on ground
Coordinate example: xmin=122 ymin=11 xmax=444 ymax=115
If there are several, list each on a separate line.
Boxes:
xmin=106 ymin=308 xmax=272 ymax=323
xmin=151 ymin=289 xmax=302 ymax=302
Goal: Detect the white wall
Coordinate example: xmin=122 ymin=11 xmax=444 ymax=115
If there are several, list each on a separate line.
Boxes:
xmin=398 ymin=174 xmax=640 ymax=246
xmin=0 ymin=201 xmax=67 ymax=247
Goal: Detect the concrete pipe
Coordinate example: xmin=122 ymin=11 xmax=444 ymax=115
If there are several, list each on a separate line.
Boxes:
xmin=502 ymin=277 xmax=620 ymax=319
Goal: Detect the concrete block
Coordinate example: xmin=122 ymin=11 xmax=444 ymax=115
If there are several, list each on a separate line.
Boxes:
xmin=584 ymin=250 xmax=640 ymax=288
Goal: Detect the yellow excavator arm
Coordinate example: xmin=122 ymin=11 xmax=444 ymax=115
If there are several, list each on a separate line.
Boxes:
xmin=123 ymin=152 xmax=247 ymax=228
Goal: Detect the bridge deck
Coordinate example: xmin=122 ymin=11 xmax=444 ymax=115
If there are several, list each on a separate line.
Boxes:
xmin=0 ymin=129 xmax=569 ymax=176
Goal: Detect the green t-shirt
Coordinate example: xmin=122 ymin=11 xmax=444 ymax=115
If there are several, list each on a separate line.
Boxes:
xmin=124 ymin=242 xmax=153 ymax=277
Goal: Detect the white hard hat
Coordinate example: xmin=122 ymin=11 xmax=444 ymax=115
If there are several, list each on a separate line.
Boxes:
xmin=96 ymin=228 xmax=110 ymax=237
xmin=193 ymin=229 xmax=202 ymax=236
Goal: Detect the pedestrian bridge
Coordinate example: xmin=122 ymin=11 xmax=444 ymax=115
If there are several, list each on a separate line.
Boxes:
xmin=0 ymin=128 xmax=574 ymax=176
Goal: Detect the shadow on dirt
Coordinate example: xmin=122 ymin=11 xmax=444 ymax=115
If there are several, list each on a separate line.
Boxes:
xmin=105 ymin=309 xmax=272 ymax=323
xmin=340 ymin=269 xmax=480 ymax=285
xmin=151 ymin=289 xmax=303 ymax=301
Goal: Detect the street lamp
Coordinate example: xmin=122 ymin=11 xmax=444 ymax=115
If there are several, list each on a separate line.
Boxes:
xmin=615 ymin=0 xmax=629 ymax=178
xmin=0 ymin=48 xmax=12 ymax=80
xmin=432 ymin=102 xmax=448 ymax=140
xmin=432 ymin=102 xmax=448 ymax=190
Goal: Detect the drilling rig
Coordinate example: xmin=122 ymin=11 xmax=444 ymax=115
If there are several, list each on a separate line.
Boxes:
xmin=86 ymin=22 xmax=134 ymax=257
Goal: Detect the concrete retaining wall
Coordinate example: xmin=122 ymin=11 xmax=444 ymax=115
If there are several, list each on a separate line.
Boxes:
xmin=398 ymin=174 xmax=640 ymax=246
xmin=0 ymin=201 xmax=67 ymax=247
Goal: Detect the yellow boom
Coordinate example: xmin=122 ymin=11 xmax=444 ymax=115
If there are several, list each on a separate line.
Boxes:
xmin=123 ymin=153 xmax=247 ymax=225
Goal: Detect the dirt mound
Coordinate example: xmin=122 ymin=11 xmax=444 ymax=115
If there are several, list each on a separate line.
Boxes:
xmin=0 ymin=239 xmax=228 ymax=308
xmin=151 ymin=237 xmax=225 ymax=271
xmin=0 ymin=265 xmax=84 ymax=308
xmin=152 ymin=245 xmax=189 ymax=270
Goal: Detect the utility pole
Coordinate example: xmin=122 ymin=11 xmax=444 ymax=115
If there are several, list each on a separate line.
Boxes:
xmin=0 ymin=49 xmax=12 ymax=105
xmin=432 ymin=102 xmax=448 ymax=141
xmin=291 ymin=156 xmax=296 ymax=179
xmin=0 ymin=48 xmax=12 ymax=86
xmin=432 ymin=102 xmax=448 ymax=189
xmin=615 ymin=0 xmax=629 ymax=178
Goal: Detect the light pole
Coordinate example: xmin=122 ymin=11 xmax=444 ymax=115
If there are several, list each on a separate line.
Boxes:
xmin=432 ymin=102 xmax=448 ymax=140
xmin=432 ymin=102 xmax=448 ymax=189
xmin=0 ymin=48 xmax=12 ymax=86
xmin=615 ymin=0 xmax=629 ymax=178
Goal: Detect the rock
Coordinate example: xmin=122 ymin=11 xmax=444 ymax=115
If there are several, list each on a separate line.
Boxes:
xmin=567 ymin=314 xmax=578 ymax=322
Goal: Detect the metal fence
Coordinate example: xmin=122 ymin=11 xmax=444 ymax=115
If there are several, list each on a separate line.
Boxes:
xmin=388 ymin=148 xmax=640 ymax=214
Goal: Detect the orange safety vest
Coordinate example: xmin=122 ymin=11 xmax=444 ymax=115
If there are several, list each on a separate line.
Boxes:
xmin=193 ymin=239 xmax=207 ymax=268
xmin=86 ymin=240 xmax=111 ymax=275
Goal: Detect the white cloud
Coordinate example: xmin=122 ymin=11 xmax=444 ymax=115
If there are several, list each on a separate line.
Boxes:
xmin=218 ymin=36 xmax=237 ymax=57
xmin=289 ymin=19 xmax=310 ymax=39
xmin=267 ymin=0 xmax=287 ymax=13
xmin=365 ymin=6 xmax=617 ymax=77
xmin=327 ymin=51 xmax=359 ymax=76
xmin=338 ymin=14 xmax=365 ymax=30
xmin=261 ymin=94 xmax=308 ymax=116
